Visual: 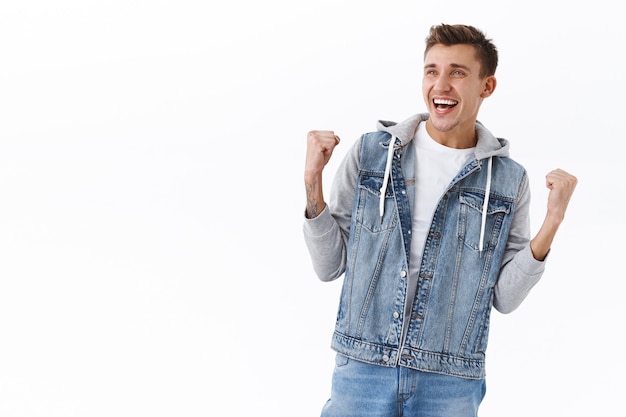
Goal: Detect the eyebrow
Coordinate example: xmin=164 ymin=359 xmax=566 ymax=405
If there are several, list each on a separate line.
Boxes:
xmin=424 ymin=63 xmax=472 ymax=72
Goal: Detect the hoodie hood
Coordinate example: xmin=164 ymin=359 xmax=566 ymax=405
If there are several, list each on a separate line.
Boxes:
xmin=375 ymin=113 xmax=507 ymax=255
xmin=376 ymin=112 xmax=510 ymax=160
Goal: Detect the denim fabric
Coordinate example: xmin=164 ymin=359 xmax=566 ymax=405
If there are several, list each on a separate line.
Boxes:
xmin=331 ymin=130 xmax=527 ymax=379
xmin=321 ymin=354 xmax=486 ymax=417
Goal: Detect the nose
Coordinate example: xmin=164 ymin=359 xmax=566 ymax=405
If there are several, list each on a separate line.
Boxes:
xmin=433 ymin=74 xmax=451 ymax=92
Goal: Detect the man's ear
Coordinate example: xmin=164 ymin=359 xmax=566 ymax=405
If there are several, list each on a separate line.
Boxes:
xmin=480 ymin=76 xmax=497 ymax=98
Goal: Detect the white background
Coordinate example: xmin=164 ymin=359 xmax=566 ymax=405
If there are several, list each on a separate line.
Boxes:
xmin=0 ymin=1 xmax=623 ymax=416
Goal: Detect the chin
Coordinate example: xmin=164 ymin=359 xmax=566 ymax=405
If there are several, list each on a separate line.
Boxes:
xmin=428 ymin=117 xmax=458 ymax=133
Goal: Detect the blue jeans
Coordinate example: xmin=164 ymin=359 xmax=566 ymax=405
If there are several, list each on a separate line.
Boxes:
xmin=321 ymin=354 xmax=486 ymax=417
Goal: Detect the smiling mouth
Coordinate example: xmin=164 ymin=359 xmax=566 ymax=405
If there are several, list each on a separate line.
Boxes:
xmin=433 ymin=98 xmax=458 ymax=110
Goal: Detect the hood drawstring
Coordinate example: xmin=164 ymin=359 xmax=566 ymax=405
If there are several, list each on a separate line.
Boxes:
xmin=478 ymin=156 xmax=493 ymax=257
xmin=379 ymin=135 xmax=397 ymax=223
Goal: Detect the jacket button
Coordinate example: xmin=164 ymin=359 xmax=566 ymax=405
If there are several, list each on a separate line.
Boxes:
xmin=382 ymin=355 xmax=390 ymax=362
xmin=400 ymin=270 xmax=407 ymax=278
xmin=393 ymin=311 xmax=400 ymax=319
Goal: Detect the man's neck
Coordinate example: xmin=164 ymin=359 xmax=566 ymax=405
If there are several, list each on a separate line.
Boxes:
xmin=425 ymin=119 xmax=477 ymax=149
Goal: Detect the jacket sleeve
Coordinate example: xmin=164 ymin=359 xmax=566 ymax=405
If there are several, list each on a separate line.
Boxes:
xmin=493 ymin=173 xmax=547 ymax=313
xmin=303 ymin=137 xmax=361 ymax=282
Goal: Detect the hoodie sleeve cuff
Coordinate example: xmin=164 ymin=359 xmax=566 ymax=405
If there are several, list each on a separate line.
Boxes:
xmin=514 ymin=244 xmax=548 ymax=276
xmin=303 ymin=205 xmax=335 ymax=238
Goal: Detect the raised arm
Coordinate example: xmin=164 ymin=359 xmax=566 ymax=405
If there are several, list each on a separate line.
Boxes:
xmin=530 ymin=168 xmax=578 ymax=260
xmin=304 ymin=130 xmax=341 ymax=218
xmin=494 ymin=168 xmax=578 ymax=313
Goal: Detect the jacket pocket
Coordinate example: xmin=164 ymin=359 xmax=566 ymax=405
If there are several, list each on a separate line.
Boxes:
xmin=458 ymin=191 xmax=511 ymax=252
xmin=355 ymin=174 xmax=396 ymax=233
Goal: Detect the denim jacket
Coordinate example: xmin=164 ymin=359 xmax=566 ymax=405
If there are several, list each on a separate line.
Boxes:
xmin=304 ymin=114 xmax=546 ymax=379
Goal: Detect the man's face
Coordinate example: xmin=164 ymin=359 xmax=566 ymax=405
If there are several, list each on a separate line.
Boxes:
xmin=422 ymin=44 xmax=495 ymax=137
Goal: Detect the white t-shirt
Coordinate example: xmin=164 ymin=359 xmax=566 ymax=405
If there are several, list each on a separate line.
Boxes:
xmin=403 ymin=122 xmax=475 ymax=330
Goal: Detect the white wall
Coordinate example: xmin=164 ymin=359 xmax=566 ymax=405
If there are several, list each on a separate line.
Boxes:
xmin=0 ymin=1 xmax=622 ymax=416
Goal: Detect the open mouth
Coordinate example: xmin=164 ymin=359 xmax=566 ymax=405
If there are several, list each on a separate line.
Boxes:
xmin=433 ymin=98 xmax=458 ymax=111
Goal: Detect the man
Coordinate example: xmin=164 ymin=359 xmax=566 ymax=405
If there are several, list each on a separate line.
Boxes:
xmin=303 ymin=24 xmax=577 ymax=416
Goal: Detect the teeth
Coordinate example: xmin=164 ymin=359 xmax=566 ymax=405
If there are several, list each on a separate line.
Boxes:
xmin=434 ymin=99 xmax=458 ymax=105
